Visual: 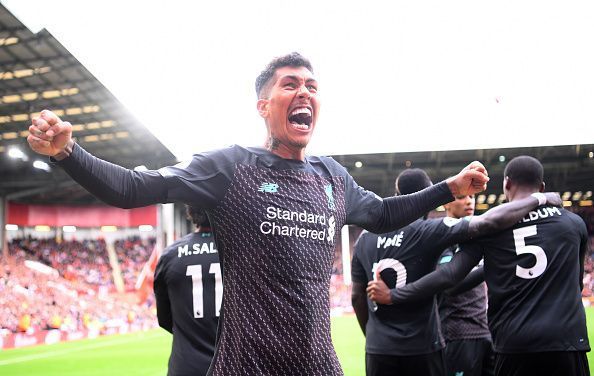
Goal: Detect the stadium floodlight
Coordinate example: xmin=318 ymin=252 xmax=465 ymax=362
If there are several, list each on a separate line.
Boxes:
xmin=35 ymin=225 xmax=51 ymax=232
xmin=562 ymin=191 xmax=571 ymax=200
xmin=63 ymin=225 xmax=77 ymax=233
xmin=5 ymin=224 xmax=18 ymax=231
xmin=354 ymin=161 xmax=363 ymax=168
xmin=563 ymin=200 xmax=572 ymax=207
xmin=8 ymin=147 xmax=28 ymax=161
xmin=33 ymin=160 xmax=51 ymax=172
xmin=589 ymin=152 xmax=593 ymax=158
xmin=572 ymin=191 xmax=582 ymax=201
xmin=498 ymin=155 xmax=506 ymax=162
xmin=487 ymin=194 xmax=496 ymax=204
xmin=138 ymin=225 xmax=154 ymax=232
xmin=101 ymin=225 xmax=117 ymax=232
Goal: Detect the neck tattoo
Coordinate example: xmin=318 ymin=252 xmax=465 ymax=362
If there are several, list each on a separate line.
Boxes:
xmin=267 ymin=136 xmax=280 ymax=151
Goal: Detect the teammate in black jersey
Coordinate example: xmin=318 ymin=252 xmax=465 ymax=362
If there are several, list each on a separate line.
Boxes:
xmin=28 ymin=53 xmax=493 ymax=376
xmin=352 ymin=169 xmax=560 ymax=376
xmin=436 ymin=194 xmax=494 ymax=376
xmin=154 ymin=206 xmax=221 ymax=376
xmin=389 ymin=156 xmax=590 ymax=376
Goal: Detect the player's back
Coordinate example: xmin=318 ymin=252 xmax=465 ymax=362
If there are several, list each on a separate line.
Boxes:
xmin=154 ymin=231 xmax=221 ymax=376
xmin=465 ymin=205 xmax=589 ymax=353
xmin=352 ymin=217 xmax=470 ymax=356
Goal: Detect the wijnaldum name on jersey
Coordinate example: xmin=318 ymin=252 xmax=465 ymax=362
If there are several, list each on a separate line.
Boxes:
xmin=520 ymin=206 xmax=562 ymax=224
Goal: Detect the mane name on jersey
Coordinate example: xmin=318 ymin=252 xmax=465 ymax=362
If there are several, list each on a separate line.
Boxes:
xmin=521 ymin=206 xmax=562 ymax=223
xmin=177 ymin=242 xmax=218 ymax=257
xmin=377 ymin=231 xmax=404 ymax=249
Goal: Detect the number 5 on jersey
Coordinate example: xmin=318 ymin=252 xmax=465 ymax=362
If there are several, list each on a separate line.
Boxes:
xmin=186 ymin=263 xmax=223 ymax=318
xmin=514 ymin=225 xmax=547 ymax=279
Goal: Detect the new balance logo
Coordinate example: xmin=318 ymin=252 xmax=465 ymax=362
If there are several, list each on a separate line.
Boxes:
xmin=258 ymin=182 xmax=279 ymax=193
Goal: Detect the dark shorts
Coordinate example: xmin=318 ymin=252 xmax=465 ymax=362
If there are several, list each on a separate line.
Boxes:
xmin=445 ymin=338 xmax=494 ymax=376
xmin=494 ymin=351 xmax=590 ymax=376
xmin=366 ymin=350 xmax=445 ymax=376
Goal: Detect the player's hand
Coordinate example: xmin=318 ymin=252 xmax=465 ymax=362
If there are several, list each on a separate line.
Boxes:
xmin=446 ymin=161 xmax=489 ymax=196
xmin=27 ymin=109 xmax=73 ymax=157
xmin=366 ymin=278 xmax=392 ymax=305
xmin=544 ymin=192 xmax=562 ymax=207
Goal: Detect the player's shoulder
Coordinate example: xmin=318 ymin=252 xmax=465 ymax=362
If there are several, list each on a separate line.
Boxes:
xmin=197 ymin=145 xmax=251 ymax=165
xmin=355 ymin=229 xmax=376 ymax=245
xmin=159 ymin=145 xmax=244 ymax=178
xmin=561 ymin=209 xmax=588 ymax=233
xmin=420 ymin=216 xmax=467 ymax=230
xmin=161 ymin=233 xmax=196 ymax=258
xmin=308 ymin=155 xmax=348 ymax=175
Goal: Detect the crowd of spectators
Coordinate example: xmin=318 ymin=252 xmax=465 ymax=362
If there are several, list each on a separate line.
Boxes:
xmin=114 ymin=237 xmax=155 ymax=291
xmin=9 ymin=238 xmax=113 ymax=289
xmin=0 ymin=256 xmax=155 ymax=335
xmin=581 ymin=236 xmax=594 ymax=298
xmin=1 ymin=236 xmax=157 ymax=336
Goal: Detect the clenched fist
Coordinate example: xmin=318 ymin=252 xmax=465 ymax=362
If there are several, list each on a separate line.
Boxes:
xmin=27 ymin=109 xmax=73 ymax=158
xmin=446 ymin=161 xmax=490 ymax=196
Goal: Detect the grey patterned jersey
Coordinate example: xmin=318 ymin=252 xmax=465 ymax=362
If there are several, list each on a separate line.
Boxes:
xmin=209 ymin=163 xmax=347 ymax=375
xmin=437 ymin=246 xmax=491 ymax=342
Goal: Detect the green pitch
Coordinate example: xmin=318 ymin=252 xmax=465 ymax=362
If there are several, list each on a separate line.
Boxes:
xmin=1 ymin=310 xmax=593 ymax=375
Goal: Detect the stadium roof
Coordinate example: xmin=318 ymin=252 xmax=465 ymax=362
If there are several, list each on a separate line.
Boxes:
xmin=3 ymin=1 xmax=594 ymax=161
xmin=0 ymin=4 xmax=592 ymax=209
xmin=337 ymin=144 xmax=594 ymax=209
xmin=0 ymin=4 xmax=177 ymax=204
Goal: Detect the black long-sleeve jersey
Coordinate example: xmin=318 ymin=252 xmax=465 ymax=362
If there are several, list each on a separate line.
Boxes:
xmin=351 ymin=217 xmax=471 ymax=356
xmin=155 ymin=231 xmax=221 ymax=376
xmin=57 ymin=143 xmax=454 ymax=375
xmin=391 ymin=206 xmax=590 ymax=354
xmin=436 ymin=246 xmax=490 ymax=342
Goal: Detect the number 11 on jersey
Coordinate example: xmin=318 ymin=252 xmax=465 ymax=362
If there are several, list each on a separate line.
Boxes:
xmin=186 ymin=263 xmax=223 ymax=318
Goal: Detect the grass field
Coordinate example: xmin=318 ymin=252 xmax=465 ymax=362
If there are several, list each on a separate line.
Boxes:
xmin=1 ymin=310 xmax=593 ymax=375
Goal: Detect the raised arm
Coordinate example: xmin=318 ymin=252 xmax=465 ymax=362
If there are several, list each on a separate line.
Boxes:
xmin=27 ymin=110 xmax=169 ymax=208
xmin=348 ymin=161 xmax=490 ymax=233
xmin=467 ymin=192 xmax=561 ymax=238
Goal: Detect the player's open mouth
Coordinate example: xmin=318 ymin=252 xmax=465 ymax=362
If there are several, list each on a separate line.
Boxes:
xmin=288 ymin=107 xmax=312 ymax=131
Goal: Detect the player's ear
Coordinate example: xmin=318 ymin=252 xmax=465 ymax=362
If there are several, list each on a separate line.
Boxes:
xmin=503 ymin=176 xmax=512 ymax=191
xmin=539 ymin=181 xmax=545 ymax=193
xmin=257 ymin=99 xmax=269 ymax=119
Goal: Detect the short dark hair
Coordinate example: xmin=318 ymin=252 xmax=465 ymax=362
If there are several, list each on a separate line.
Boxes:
xmin=504 ymin=155 xmax=544 ymax=189
xmin=395 ymin=168 xmax=432 ymax=195
xmin=185 ymin=205 xmax=210 ymax=228
xmin=255 ymin=52 xmax=314 ymax=98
